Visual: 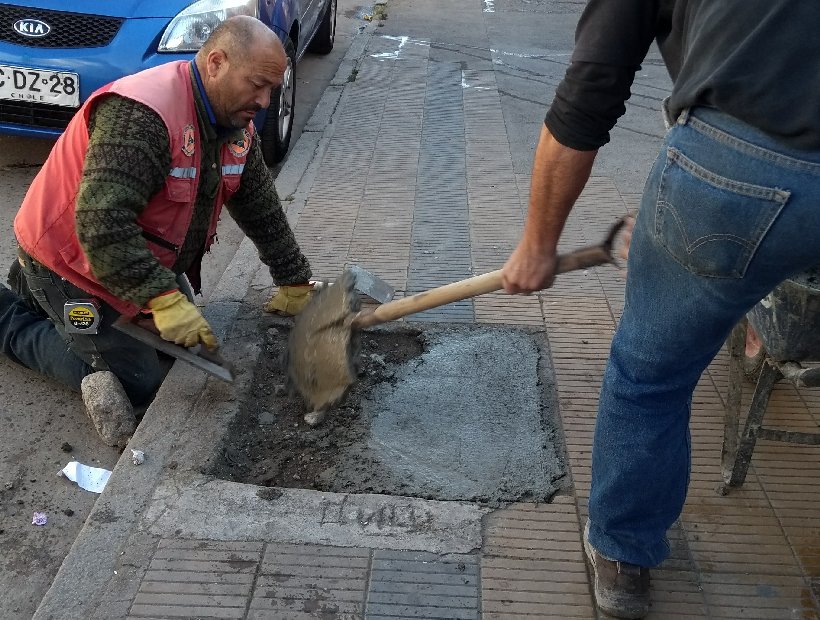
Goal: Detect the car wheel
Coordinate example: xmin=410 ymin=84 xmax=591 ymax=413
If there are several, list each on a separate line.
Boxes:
xmin=261 ymin=37 xmax=296 ymax=165
xmin=309 ymin=0 xmax=336 ymax=54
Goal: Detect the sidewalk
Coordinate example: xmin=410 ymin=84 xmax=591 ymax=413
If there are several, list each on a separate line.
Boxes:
xmin=35 ymin=2 xmax=819 ymax=619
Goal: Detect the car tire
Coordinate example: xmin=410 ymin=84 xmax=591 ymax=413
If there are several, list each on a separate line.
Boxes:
xmin=309 ymin=0 xmax=336 ymax=54
xmin=261 ymin=37 xmax=296 ymax=165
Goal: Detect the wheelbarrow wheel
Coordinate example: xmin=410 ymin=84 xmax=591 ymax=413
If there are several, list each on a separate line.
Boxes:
xmin=743 ymin=322 xmax=766 ymax=382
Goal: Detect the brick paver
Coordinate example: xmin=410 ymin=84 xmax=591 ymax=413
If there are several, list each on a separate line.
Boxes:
xmin=366 ymin=550 xmax=480 ymax=619
xmin=250 ymin=544 xmax=369 ymax=619
xmin=481 ymin=497 xmax=596 ymax=618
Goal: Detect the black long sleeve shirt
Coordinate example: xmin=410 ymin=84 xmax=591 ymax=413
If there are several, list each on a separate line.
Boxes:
xmin=546 ymin=1 xmax=820 ymax=152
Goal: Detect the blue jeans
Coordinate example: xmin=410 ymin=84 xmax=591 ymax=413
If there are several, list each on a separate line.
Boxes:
xmin=587 ymin=107 xmax=820 ymax=567
xmin=1 ymin=251 xmax=163 ymax=405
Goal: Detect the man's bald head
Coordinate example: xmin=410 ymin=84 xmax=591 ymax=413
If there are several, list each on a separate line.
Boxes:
xmin=195 ymin=16 xmax=288 ymax=129
xmin=197 ymin=15 xmax=282 ymax=66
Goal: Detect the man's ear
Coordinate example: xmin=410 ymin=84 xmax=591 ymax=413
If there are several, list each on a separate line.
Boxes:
xmin=206 ymin=49 xmax=228 ymax=78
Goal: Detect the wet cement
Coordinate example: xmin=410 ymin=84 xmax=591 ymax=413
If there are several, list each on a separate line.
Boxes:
xmin=361 ymin=327 xmax=564 ymax=502
xmin=209 ymin=313 xmax=568 ymax=505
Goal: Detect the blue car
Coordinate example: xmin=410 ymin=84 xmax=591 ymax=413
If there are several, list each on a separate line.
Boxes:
xmin=0 ymin=0 xmax=337 ymax=163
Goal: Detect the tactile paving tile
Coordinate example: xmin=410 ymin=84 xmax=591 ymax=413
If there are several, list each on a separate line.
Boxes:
xmin=248 ymin=542 xmax=369 ymax=619
xmin=128 ymin=539 xmax=263 ymax=619
xmin=407 ymin=61 xmax=474 ymax=322
xmin=365 ymin=549 xmax=480 ymax=619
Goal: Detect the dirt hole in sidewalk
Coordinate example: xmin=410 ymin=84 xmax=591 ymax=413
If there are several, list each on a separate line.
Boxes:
xmin=206 ymin=312 xmax=568 ymax=505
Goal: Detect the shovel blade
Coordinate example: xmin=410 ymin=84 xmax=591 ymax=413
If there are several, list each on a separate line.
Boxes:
xmin=348 ymin=264 xmax=394 ymax=304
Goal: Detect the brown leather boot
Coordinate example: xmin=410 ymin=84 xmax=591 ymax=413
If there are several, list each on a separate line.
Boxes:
xmin=584 ymin=521 xmax=650 ymax=619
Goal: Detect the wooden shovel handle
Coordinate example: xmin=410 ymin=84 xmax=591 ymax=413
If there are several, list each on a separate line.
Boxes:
xmin=353 ymin=270 xmax=504 ymax=328
xmin=352 ymin=230 xmax=620 ymax=329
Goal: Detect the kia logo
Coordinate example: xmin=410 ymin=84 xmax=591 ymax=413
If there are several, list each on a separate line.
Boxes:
xmin=13 ymin=19 xmax=51 ymax=38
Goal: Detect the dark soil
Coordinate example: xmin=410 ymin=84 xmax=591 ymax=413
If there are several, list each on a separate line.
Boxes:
xmin=207 ymin=315 xmax=425 ymax=491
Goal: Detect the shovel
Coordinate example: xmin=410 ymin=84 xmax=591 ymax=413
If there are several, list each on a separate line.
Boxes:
xmin=288 ymin=216 xmax=628 ymax=424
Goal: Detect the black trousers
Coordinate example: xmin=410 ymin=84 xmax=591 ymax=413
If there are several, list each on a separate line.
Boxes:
xmin=1 ymin=250 xmax=163 ymax=405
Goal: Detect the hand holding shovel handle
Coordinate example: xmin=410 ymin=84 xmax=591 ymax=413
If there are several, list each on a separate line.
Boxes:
xmin=353 ymin=216 xmax=627 ymax=329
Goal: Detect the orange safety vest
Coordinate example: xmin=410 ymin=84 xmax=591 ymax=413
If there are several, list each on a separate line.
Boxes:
xmin=14 ymin=60 xmax=253 ymax=317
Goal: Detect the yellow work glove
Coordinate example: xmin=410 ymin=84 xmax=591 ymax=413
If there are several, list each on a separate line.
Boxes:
xmin=263 ymin=284 xmax=314 ymax=316
xmin=146 ymin=290 xmax=218 ymax=349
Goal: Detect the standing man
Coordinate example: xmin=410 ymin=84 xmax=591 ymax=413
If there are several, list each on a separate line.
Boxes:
xmin=1 ymin=16 xmax=313 ymax=447
xmin=502 ymin=2 xmax=820 ymax=618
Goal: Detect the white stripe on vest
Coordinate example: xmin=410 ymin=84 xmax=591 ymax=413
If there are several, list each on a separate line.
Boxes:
xmin=222 ymin=164 xmax=245 ymax=176
xmin=169 ymin=167 xmax=197 ymax=179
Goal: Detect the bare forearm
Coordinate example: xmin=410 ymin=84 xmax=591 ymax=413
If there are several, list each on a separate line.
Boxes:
xmin=522 ymin=123 xmax=597 ymax=253
xmin=501 ymin=123 xmax=597 ymax=293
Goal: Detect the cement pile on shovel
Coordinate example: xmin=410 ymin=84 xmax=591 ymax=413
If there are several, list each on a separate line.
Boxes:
xmin=287 ymin=270 xmax=360 ymax=424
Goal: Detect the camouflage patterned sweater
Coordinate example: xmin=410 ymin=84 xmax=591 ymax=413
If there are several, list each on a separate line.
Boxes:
xmin=75 ymin=68 xmax=311 ymax=308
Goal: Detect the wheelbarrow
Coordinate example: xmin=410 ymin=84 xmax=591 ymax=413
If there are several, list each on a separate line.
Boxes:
xmin=719 ymin=268 xmax=820 ymax=493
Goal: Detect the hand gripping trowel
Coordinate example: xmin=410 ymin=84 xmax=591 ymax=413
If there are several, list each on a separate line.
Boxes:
xmin=60 ymin=292 xmax=234 ymax=382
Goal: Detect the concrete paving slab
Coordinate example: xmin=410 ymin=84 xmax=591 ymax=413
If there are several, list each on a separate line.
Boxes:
xmin=143 ymin=476 xmax=488 ymax=554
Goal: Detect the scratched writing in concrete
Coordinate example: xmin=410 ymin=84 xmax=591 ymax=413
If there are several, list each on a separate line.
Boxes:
xmin=319 ymin=495 xmax=434 ymax=531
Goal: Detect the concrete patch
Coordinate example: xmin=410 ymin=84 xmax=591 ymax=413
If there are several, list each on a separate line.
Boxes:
xmin=352 ymin=325 xmax=565 ymax=502
xmin=210 ymin=318 xmax=567 ymax=505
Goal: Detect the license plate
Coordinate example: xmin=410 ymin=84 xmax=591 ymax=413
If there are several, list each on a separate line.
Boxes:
xmin=0 ymin=63 xmax=80 ymax=107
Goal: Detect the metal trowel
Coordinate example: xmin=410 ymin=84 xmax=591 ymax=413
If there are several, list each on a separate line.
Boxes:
xmin=113 ymin=317 xmax=235 ymax=382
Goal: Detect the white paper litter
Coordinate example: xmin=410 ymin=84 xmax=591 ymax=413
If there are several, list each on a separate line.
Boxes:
xmin=59 ymin=461 xmax=111 ymax=493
